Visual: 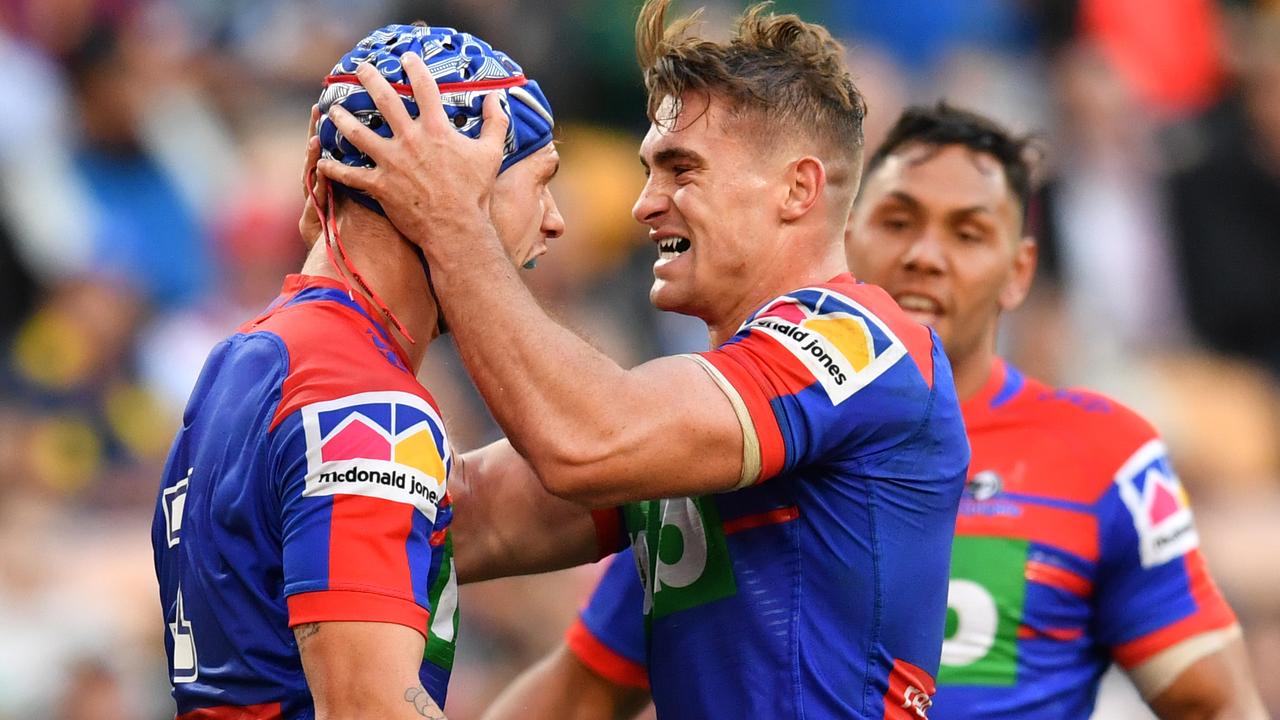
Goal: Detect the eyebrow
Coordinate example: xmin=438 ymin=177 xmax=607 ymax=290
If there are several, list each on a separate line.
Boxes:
xmin=547 ymin=159 xmax=560 ymax=181
xmin=884 ymin=191 xmax=996 ymax=219
xmin=639 ymin=146 xmax=707 ymax=170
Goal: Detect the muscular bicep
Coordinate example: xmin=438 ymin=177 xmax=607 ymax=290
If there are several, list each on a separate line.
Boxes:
xmin=451 ymin=440 xmax=607 ymax=583
xmin=542 ymin=354 xmax=746 ymax=506
xmin=1143 ymin=631 xmax=1267 ymax=720
xmin=296 ymin=621 xmax=447 ymax=719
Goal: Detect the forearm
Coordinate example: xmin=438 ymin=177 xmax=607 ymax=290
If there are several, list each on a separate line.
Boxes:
xmin=426 ymin=219 xmax=643 ymax=490
xmin=450 ymin=440 xmax=606 ymax=583
xmin=297 ymin=622 xmax=448 ymax=719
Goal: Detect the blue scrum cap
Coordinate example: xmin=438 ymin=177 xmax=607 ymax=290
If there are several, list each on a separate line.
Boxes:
xmin=317 ymin=23 xmax=556 ymax=214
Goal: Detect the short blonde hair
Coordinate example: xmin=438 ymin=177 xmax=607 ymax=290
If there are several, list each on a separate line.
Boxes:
xmin=636 ymin=0 xmax=867 ymax=164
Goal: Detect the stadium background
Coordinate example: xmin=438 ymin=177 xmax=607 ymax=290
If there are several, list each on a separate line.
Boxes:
xmin=1 ymin=0 xmax=1278 ymax=717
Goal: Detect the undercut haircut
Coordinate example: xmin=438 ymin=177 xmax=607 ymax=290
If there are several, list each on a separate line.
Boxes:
xmin=635 ymin=0 xmax=867 ymax=168
xmin=866 ymin=102 xmax=1043 ymax=222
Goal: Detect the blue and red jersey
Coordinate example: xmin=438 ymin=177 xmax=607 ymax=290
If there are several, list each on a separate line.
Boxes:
xmin=151 ymin=274 xmax=459 ymax=719
xmin=931 ymin=358 xmax=1236 ymax=718
xmin=573 ymin=357 xmax=1237 ymax=719
xmin=591 ymin=274 xmax=970 ymax=719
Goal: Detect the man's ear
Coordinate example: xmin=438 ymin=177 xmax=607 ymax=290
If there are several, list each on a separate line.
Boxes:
xmin=780 ymin=156 xmax=827 ymax=222
xmin=999 ymin=236 xmax=1038 ymax=312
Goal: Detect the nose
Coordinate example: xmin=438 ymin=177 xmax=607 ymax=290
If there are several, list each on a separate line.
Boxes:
xmin=542 ymin=188 xmax=565 ymax=240
xmin=631 ymin=176 xmax=668 ymax=226
xmin=901 ymin=227 xmax=946 ymax=275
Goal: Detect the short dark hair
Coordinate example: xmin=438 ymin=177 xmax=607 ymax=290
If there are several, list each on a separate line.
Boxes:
xmin=865 ymin=102 xmax=1042 ymax=220
xmin=635 ymin=0 xmax=867 ymax=166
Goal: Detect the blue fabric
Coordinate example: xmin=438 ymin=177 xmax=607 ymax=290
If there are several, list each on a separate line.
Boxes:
xmin=317 ymin=24 xmax=555 ymax=214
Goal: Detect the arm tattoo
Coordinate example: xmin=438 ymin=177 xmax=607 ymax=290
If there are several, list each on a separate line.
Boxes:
xmin=293 ymin=623 xmax=321 ymax=646
xmin=404 ymin=687 xmax=447 ymax=719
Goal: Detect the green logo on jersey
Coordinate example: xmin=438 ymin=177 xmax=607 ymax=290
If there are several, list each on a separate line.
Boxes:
xmin=423 ymin=532 xmax=459 ymax=670
xmin=624 ymin=496 xmax=737 ymax=621
xmin=938 ymin=536 xmax=1028 ymax=687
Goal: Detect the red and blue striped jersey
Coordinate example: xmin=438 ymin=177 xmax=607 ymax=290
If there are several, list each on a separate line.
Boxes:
xmin=151 ymin=274 xmax=459 ymax=719
xmin=931 ymin=358 xmax=1236 ymax=718
xmin=573 ymin=357 xmax=1236 ymax=719
xmin=592 ymin=274 xmax=970 ymax=719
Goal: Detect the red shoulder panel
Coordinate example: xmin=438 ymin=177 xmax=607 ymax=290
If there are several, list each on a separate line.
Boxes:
xmin=250 ymin=300 xmax=432 ymax=430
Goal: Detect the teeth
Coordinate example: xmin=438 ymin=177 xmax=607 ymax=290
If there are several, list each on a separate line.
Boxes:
xmin=897 ymin=295 xmax=940 ymax=313
xmin=657 ymin=236 xmax=691 ymax=260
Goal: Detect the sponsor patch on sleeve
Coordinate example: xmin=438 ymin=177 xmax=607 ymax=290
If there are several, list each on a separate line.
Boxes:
xmin=1114 ymin=439 xmax=1199 ymax=568
xmin=744 ymin=289 xmax=907 ymax=405
xmin=300 ymin=391 xmax=451 ymax=522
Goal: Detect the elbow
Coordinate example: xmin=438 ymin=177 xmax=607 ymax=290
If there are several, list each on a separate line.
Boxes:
xmin=523 ymin=435 xmax=628 ymax=507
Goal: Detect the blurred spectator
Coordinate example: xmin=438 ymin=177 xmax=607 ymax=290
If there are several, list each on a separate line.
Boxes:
xmin=1077 ymin=0 xmax=1225 ymax=117
xmin=66 ymin=22 xmax=213 ymax=309
xmin=2 ymin=278 xmax=171 ymax=503
xmin=1034 ymin=41 xmax=1188 ymax=389
xmin=1167 ymin=7 xmax=1280 ymax=378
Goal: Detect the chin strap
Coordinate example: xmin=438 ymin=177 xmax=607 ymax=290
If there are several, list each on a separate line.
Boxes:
xmin=308 ymin=169 xmax=416 ymax=346
xmin=416 ymin=244 xmax=449 ymax=336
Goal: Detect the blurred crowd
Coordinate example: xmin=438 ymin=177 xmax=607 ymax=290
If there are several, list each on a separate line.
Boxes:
xmin=0 ymin=0 xmax=1278 ymax=718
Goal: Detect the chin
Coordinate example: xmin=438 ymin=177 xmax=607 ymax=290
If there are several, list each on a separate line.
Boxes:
xmin=649 ymin=280 xmax=690 ymax=314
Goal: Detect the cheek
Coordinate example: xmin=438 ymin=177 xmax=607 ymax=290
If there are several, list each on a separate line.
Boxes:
xmin=846 ymin=231 xmax=895 ymax=277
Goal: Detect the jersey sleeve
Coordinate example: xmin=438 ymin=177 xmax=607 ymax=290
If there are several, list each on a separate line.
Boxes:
xmin=687 ymin=285 xmax=934 ymax=485
xmin=566 ymin=548 xmax=650 ymax=689
xmin=1093 ymin=437 xmax=1237 ymax=680
xmin=269 ymin=390 xmax=453 ymax=639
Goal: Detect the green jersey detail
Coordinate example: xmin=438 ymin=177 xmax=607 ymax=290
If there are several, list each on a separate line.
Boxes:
xmin=423 ymin=532 xmax=459 ymax=670
xmin=938 ymin=535 xmax=1029 ymax=687
xmin=624 ymin=496 xmax=737 ymax=621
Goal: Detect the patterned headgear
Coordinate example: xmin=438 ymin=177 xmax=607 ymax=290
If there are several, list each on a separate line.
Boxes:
xmin=318 ymin=23 xmax=556 ymax=214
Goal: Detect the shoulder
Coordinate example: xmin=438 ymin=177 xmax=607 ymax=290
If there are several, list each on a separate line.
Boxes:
xmin=1008 ymin=379 xmax=1165 ymax=501
xmin=248 ymin=298 xmax=437 ymax=430
xmin=1026 ymin=384 xmax=1159 ymax=461
xmin=733 ymin=276 xmax=937 ymax=399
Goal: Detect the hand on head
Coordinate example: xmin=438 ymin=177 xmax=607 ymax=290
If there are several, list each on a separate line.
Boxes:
xmin=298 ymin=104 xmax=328 ymax=248
xmin=316 ymin=53 xmax=510 ymax=255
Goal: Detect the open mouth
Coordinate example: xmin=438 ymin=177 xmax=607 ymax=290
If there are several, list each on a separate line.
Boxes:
xmin=657 ymin=236 xmax=692 ymax=260
xmin=894 ymin=293 xmax=943 ymax=324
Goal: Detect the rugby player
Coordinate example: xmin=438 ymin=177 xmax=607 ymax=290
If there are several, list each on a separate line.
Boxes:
xmin=150 ymin=24 xmax=562 ymax=720
xmin=482 ymin=104 xmax=1269 ymax=720
xmin=317 ymin=1 xmax=969 ymax=718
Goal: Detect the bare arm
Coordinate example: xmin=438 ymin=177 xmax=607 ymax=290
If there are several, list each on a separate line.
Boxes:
xmin=450 ymin=440 xmax=610 ymax=583
xmin=481 ymin=644 xmax=651 ymax=720
xmin=295 ymin=621 xmax=448 ymax=720
xmin=1136 ymin=631 xmax=1268 ymax=720
xmin=317 ymin=55 xmax=748 ymax=507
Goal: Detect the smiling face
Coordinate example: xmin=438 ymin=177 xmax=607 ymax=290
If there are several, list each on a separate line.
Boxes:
xmin=490 ymin=143 xmax=564 ymax=269
xmin=846 ymin=143 xmax=1035 ymax=369
xmin=632 ymin=92 xmax=788 ymax=324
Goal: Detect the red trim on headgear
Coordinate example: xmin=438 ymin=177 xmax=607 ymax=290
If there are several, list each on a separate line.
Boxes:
xmin=323 ymin=73 xmax=528 ymax=97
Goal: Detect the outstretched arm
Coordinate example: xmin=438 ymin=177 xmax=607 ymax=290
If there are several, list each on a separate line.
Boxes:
xmin=317 ymin=55 xmax=748 ymax=506
xmin=296 ymin=621 xmax=448 ymax=719
xmin=450 ymin=440 xmax=616 ymax=583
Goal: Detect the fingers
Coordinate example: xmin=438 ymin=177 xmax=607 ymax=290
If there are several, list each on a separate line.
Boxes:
xmin=353 ymin=62 xmax=414 ymax=136
xmin=401 ymin=52 xmax=450 ymax=129
xmin=307 ymin=103 xmax=320 ymax=138
xmin=478 ymin=91 xmax=510 ymax=153
xmin=317 ymin=157 xmax=376 ymax=192
xmin=326 ymin=104 xmax=387 ymax=163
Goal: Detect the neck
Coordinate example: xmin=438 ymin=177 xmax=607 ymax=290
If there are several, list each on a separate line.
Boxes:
xmin=950 ymin=330 xmax=1000 ymax=403
xmin=705 ymin=233 xmax=848 ymax=348
xmin=301 ymin=202 xmax=441 ymax=370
